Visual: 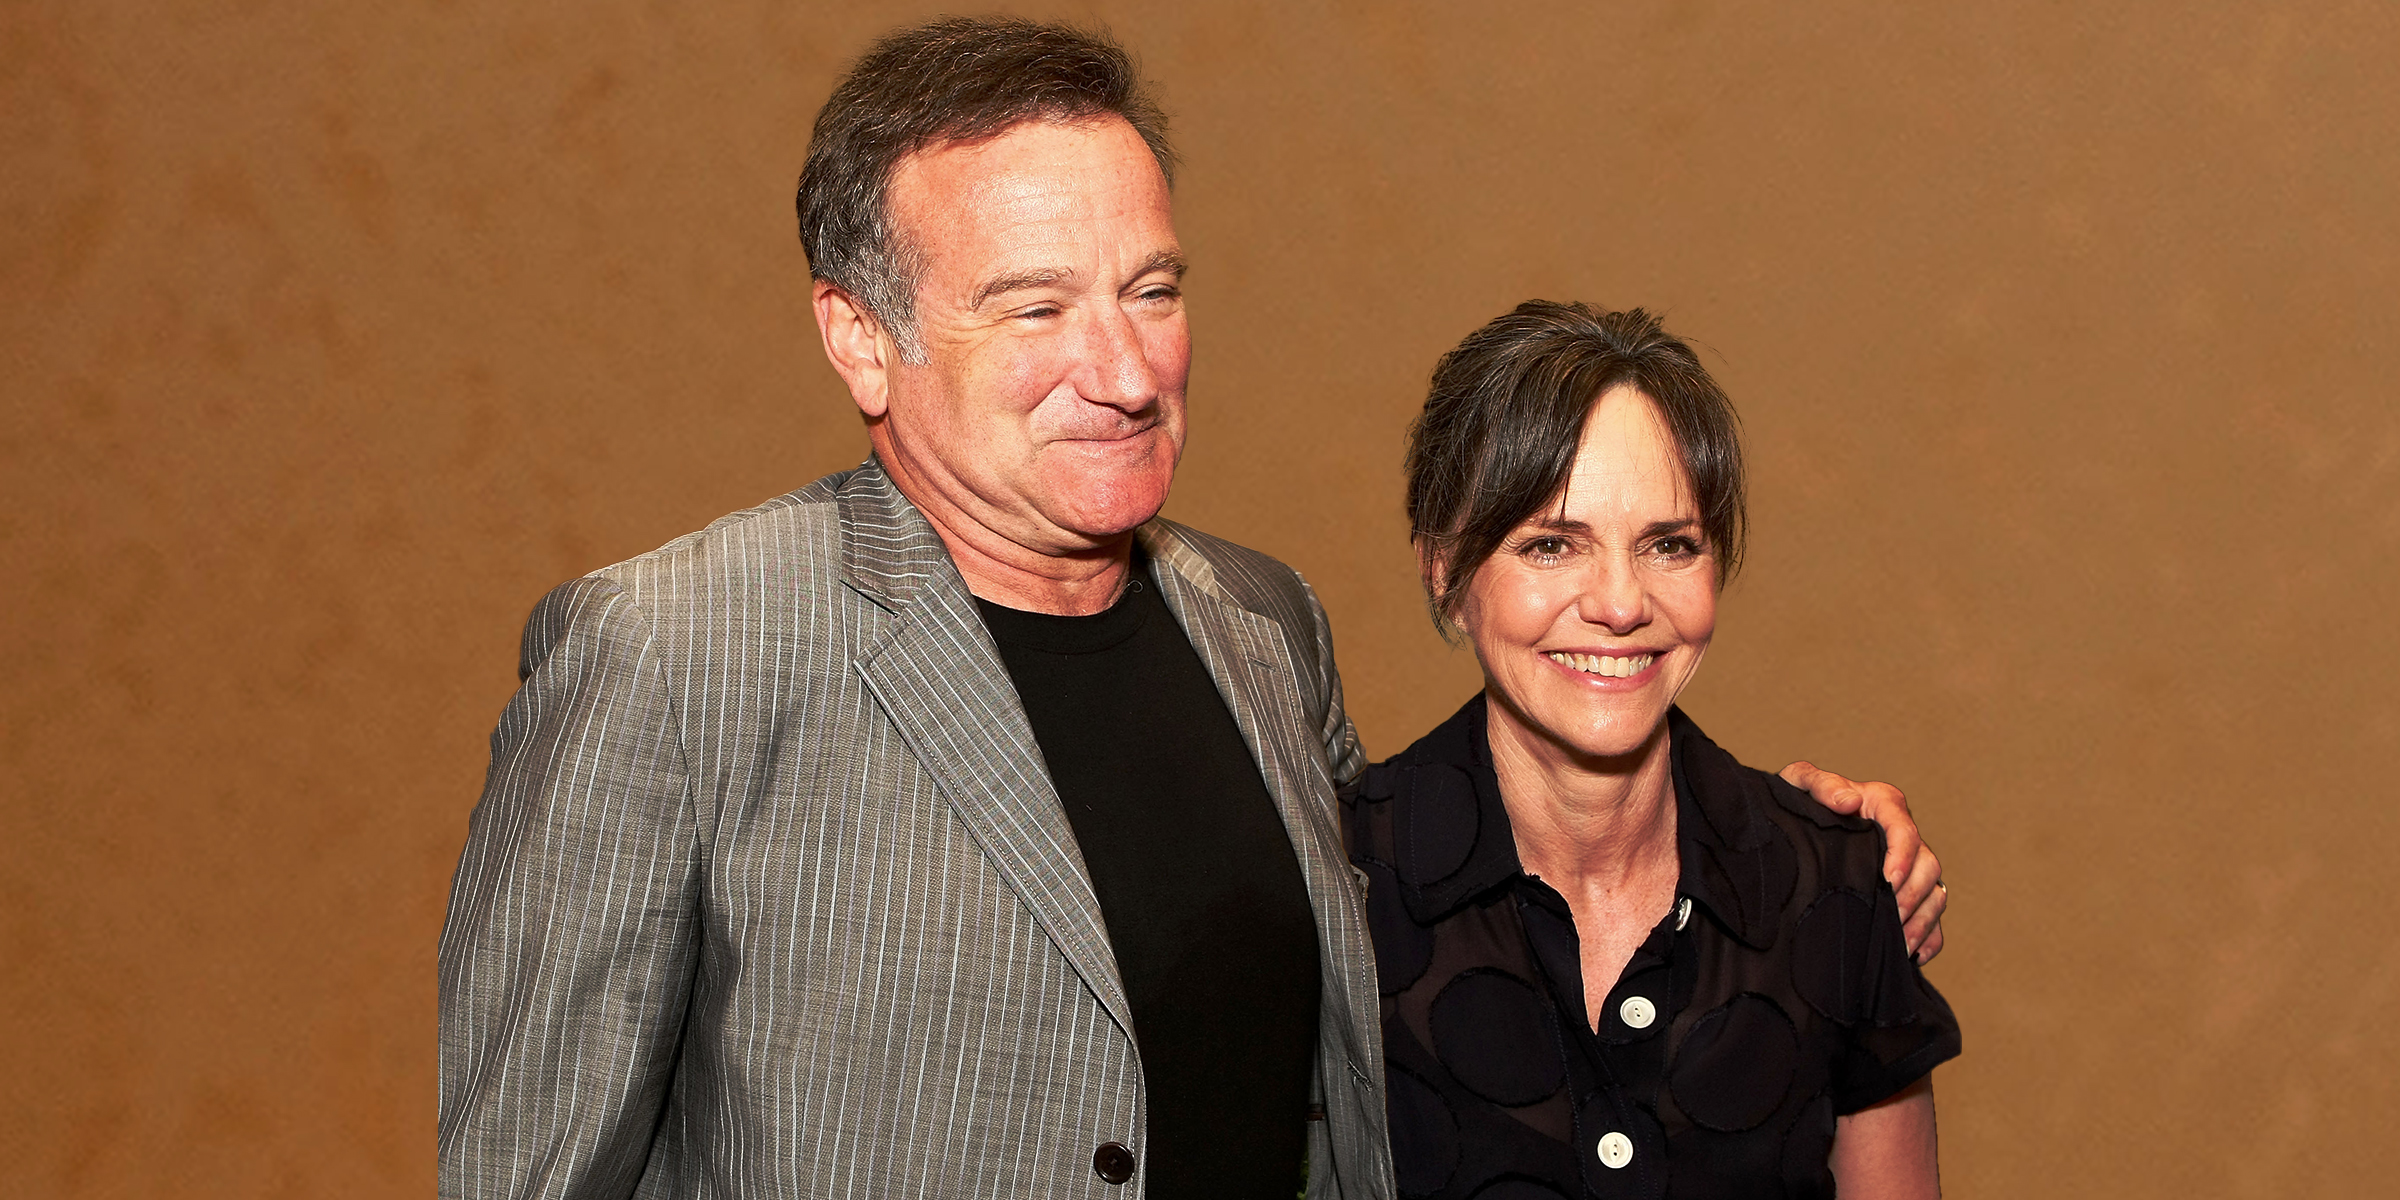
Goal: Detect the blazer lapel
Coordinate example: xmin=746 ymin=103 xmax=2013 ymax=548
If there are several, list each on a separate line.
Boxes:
xmin=836 ymin=461 xmax=1135 ymax=1039
xmin=1139 ymin=523 xmax=1366 ymax=979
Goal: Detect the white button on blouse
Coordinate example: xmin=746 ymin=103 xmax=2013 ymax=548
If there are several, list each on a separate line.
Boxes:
xmin=1596 ymin=1131 xmax=1634 ymax=1169
xmin=1619 ymin=995 xmax=1656 ymax=1030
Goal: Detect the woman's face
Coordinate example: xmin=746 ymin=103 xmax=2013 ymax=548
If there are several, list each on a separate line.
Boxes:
xmin=1450 ymin=385 xmax=1718 ymax=766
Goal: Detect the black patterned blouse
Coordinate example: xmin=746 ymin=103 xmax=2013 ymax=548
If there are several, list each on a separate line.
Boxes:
xmin=1343 ymin=698 xmax=1960 ymax=1200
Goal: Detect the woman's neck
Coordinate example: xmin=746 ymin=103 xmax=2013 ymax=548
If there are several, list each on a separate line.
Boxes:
xmin=1483 ymin=694 xmax=1679 ymax=900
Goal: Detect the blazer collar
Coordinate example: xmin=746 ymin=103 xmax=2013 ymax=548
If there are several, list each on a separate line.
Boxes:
xmin=1367 ymin=698 xmax=1789 ymax=949
xmin=836 ymin=458 xmax=1137 ymax=1037
xmin=834 ymin=456 xmax=955 ymax=613
xmin=1140 ymin=516 xmax=1377 ymax=1095
xmin=833 ymin=460 xmax=1351 ymax=1045
xmin=832 ymin=458 xmax=1242 ymax=616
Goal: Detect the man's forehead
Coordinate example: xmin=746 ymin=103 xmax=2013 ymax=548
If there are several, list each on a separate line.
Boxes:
xmin=885 ymin=115 xmax=1180 ymax=290
xmin=893 ymin=116 xmax=1161 ymax=201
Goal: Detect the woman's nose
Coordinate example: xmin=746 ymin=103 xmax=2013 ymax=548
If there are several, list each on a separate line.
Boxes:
xmin=1577 ymin=557 xmax=1649 ymax=634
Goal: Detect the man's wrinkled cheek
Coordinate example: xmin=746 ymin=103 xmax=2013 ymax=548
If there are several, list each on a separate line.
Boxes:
xmin=992 ymin=341 xmax=1068 ymax=415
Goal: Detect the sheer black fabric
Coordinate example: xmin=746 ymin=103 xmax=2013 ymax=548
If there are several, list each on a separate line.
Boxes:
xmin=1344 ymin=698 xmax=1959 ymax=1200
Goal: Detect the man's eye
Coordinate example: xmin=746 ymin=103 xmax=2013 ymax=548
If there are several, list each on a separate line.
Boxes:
xmin=1136 ymin=285 xmax=1180 ymax=303
xmin=1015 ymin=305 xmax=1063 ymax=320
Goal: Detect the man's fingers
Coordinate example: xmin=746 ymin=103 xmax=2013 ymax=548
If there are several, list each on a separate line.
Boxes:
xmin=1899 ymin=857 xmax=1948 ymax=962
xmin=1911 ymin=908 xmax=1946 ymax=964
xmin=1783 ymin=761 xmax=1943 ymax=959
xmin=1893 ymin=839 xmax=1942 ymax=927
xmin=1785 ymin=762 xmax=1924 ymax=888
xmin=1781 ymin=761 xmax=1875 ymax=816
xmin=1874 ymin=795 xmax=1924 ymax=892
xmin=1848 ymin=780 xmax=1919 ymax=889
xmin=1779 ymin=761 xmax=1850 ymax=809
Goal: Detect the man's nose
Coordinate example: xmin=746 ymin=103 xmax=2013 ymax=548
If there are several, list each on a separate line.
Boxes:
xmin=1075 ymin=302 xmax=1161 ymax=413
xmin=1577 ymin=556 xmax=1650 ymax=634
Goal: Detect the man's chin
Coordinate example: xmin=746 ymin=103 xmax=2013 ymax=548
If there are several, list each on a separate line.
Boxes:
xmin=1039 ymin=474 xmax=1175 ymax=545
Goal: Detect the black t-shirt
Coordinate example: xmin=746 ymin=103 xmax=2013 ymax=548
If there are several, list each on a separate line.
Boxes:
xmin=1344 ymin=697 xmax=1961 ymax=1200
xmin=975 ymin=559 xmax=1321 ymax=1199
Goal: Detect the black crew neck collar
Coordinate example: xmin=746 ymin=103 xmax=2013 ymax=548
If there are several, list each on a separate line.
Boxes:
xmin=973 ymin=550 xmax=1157 ymax=656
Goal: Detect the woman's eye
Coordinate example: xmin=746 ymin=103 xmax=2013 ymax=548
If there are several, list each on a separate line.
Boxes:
xmin=1650 ymin=536 xmax=1701 ymax=559
xmin=1524 ymin=537 xmax=1571 ymax=560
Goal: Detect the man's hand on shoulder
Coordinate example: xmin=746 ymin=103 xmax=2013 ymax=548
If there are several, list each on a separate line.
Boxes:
xmin=1779 ymin=761 xmax=1947 ymax=964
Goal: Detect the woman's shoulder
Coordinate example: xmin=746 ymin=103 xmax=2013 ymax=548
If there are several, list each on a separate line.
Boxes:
xmin=1672 ymin=713 xmax=1961 ymax=1114
xmin=1339 ymin=696 xmax=1483 ymax=820
xmin=1670 ymin=709 xmax=1891 ymax=893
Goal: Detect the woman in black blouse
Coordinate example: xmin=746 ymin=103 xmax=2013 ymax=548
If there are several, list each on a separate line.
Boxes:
xmin=1349 ymin=302 xmax=1959 ymax=1199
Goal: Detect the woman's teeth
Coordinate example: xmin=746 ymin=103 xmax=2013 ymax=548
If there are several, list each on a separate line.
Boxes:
xmin=1547 ymin=651 xmax=1655 ymax=679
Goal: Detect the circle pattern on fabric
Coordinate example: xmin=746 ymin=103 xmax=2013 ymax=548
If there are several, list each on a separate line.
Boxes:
xmin=1362 ymin=859 xmax=1434 ymax=994
xmin=1669 ymin=993 xmax=1799 ymax=1132
xmin=1399 ymin=764 xmax=1481 ymax=883
xmin=1430 ymin=969 xmax=1566 ymax=1106
xmin=1386 ymin=1065 xmax=1459 ymax=1198
xmin=1791 ymin=887 xmax=1911 ymax=1023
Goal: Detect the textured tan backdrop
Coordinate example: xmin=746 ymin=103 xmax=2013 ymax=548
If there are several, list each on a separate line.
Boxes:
xmin=6 ymin=1 xmax=2396 ymax=1195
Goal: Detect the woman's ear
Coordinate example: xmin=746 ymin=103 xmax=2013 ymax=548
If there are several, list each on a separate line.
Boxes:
xmin=1413 ymin=536 xmax=1446 ymax=605
xmin=1414 ymin=536 xmax=1468 ymax=644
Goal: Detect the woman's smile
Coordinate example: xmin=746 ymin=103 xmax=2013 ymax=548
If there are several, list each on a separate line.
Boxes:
xmin=1542 ymin=649 xmax=1661 ymax=681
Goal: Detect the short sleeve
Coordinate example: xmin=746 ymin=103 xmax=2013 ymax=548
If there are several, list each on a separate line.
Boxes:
xmin=1815 ymin=880 xmax=1961 ymax=1112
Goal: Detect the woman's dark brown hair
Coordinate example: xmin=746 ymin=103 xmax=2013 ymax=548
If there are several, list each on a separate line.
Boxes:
xmin=1405 ymin=301 xmax=1747 ymax=626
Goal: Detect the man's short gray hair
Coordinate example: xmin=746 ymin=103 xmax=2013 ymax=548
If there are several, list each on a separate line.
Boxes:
xmin=795 ymin=17 xmax=1177 ymax=363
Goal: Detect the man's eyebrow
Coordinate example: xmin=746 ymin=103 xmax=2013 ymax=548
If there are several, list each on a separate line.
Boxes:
xmin=969 ymin=252 xmax=1186 ymax=310
xmin=1131 ymin=249 xmax=1187 ymax=281
xmin=971 ymin=267 xmax=1073 ymax=310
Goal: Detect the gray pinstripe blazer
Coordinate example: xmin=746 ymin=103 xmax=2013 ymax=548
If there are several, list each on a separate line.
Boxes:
xmin=437 ymin=458 xmax=1394 ymax=1199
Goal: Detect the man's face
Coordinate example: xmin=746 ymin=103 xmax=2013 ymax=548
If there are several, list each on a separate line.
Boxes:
xmin=871 ymin=116 xmax=1189 ymax=554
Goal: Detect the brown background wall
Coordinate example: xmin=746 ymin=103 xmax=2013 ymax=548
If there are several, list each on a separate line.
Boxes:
xmin=6 ymin=1 xmax=2395 ymax=1195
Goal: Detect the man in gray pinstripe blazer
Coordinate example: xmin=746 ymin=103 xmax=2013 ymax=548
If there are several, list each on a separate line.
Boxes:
xmin=437 ymin=17 xmax=1946 ymax=1199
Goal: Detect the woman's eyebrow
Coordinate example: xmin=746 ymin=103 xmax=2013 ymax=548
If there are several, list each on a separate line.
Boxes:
xmin=1524 ymin=516 xmax=1592 ymax=533
xmin=1640 ymin=518 xmax=1702 ymax=538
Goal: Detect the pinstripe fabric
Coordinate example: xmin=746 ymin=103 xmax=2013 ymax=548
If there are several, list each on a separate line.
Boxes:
xmin=438 ymin=458 xmax=1394 ymax=1200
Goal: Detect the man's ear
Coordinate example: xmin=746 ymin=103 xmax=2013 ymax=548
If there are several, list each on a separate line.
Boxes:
xmin=813 ymin=280 xmax=896 ymax=419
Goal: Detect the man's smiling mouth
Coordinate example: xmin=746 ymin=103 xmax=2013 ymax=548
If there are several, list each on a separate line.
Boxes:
xmin=1545 ymin=651 xmax=1655 ymax=679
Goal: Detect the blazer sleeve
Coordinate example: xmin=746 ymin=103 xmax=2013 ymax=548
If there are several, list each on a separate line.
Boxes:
xmin=437 ymin=577 xmax=702 ymax=1199
xmin=1296 ymin=571 xmax=1367 ymax=788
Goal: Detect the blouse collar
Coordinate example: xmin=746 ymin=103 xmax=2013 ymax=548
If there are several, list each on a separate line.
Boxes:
xmin=1356 ymin=696 xmax=1794 ymax=950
